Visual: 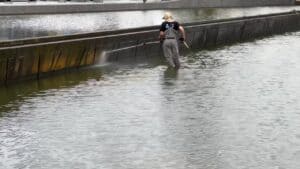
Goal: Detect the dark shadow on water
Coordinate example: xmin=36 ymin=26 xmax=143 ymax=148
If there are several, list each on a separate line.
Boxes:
xmin=0 ymin=54 xmax=165 ymax=117
xmin=164 ymin=66 xmax=179 ymax=79
xmin=0 ymin=67 xmax=105 ymax=116
xmin=162 ymin=66 xmax=179 ymax=86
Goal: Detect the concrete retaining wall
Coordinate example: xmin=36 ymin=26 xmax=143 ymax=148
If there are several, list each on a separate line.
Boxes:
xmin=0 ymin=11 xmax=300 ymax=85
xmin=0 ymin=0 xmax=296 ymax=15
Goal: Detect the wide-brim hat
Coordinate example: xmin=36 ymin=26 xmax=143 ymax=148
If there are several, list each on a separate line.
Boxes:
xmin=162 ymin=12 xmax=173 ymax=21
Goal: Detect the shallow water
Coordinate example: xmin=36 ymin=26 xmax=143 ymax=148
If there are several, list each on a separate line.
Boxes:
xmin=1 ymin=6 xmax=300 ymax=41
xmin=1 ymin=31 xmax=300 ymax=169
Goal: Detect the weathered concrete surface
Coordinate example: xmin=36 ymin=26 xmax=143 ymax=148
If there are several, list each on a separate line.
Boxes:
xmin=0 ymin=0 xmax=296 ymax=15
xmin=0 ymin=11 xmax=300 ymax=85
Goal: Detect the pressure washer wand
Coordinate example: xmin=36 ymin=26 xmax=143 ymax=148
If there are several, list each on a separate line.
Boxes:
xmin=182 ymin=41 xmax=206 ymax=66
xmin=183 ymin=41 xmax=190 ymax=49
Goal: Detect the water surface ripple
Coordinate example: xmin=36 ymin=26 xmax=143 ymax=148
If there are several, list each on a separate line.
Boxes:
xmin=1 ymin=6 xmax=300 ymax=41
xmin=1 ymin=32 xmax=300 ymax=169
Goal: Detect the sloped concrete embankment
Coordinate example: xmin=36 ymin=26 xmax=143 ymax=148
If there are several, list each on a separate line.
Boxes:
xmin=0 ymin=11 xmax=300 ymax=85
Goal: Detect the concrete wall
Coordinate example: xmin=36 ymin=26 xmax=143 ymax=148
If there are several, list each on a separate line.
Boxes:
xmin=0 ymin=0 xmax=296 ymax=15
xmin=0 ymin=11 xmax=300 ymax=85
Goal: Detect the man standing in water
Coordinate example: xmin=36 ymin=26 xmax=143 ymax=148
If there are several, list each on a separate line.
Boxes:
xmin=159 ymin=12 xmax=186 ymax=69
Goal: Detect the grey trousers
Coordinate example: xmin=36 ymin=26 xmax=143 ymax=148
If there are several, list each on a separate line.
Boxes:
xmin=162 ymin=39 xmax=180 ymax=68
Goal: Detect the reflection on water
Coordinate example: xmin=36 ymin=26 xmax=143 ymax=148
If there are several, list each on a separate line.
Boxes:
xmin=1 ymin=6 xmax=300 ymax=41
xmin=1 ymin=32 xmax=300 ymax=168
